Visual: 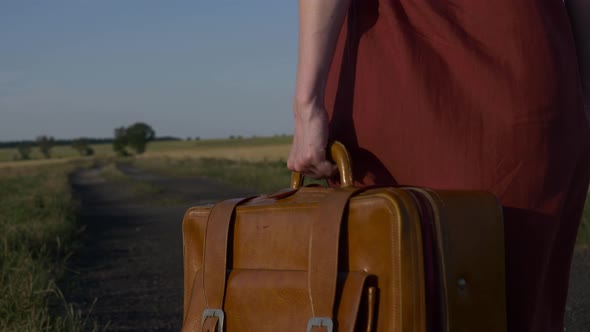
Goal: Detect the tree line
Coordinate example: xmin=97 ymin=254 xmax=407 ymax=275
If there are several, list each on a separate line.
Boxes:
xmin=8 ymin=122 xmax=171 ymax=160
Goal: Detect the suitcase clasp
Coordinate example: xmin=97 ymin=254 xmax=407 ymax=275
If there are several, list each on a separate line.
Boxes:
xmin=307 ymin=317 xmax=333 ymax=332
xmin=202 ymin=308 xmax=224 ymax=332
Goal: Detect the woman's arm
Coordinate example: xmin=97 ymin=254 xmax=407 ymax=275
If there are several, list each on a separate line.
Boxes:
xmin=566 ymin=0 xmax=590 ymax=111
xmin=287 ymin=0 xmax=351 ymax=179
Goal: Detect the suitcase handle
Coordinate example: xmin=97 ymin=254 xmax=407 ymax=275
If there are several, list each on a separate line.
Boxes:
xmin=291 ymin=141 xmax=354 ymax=189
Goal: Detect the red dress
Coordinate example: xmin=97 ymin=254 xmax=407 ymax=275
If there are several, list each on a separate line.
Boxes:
xmin=324 ymin=1 xmax=590 ymax=331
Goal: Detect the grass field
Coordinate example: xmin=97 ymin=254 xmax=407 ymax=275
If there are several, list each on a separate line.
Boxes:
xmin=0 ymin=162 xmax=95 ymax=331
xmin=134 ymin=158 xmax=296 ymax=194
xmin=0 ymin=157 xmax=86 ymax=169
xmin=0 ymin=136 xmax=293 ymax=163
xmin=0 ymin=144 xmax=113 ymax=162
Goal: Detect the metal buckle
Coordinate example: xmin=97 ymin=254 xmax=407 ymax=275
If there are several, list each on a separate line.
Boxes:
xmin=201 ymin=308 xmax=224 ymax=332
xmin=306 ymin=317 xmax=334 ymax=332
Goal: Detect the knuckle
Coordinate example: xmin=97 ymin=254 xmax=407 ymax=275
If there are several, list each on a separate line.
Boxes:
xmin=292 ymin=161 xmax=304 ymax=172
xmin=302 ymin=152 xmax=315 ymax=164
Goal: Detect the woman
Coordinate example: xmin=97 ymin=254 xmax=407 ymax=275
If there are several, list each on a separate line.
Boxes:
xmin=287 ymin=1 xmax=590 ymax=331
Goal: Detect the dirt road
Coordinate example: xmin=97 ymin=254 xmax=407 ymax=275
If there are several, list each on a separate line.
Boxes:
xmin=62 ymin=164 xmax=254 ymax=331
xmin=62 ymin=164 xmax=589 ymax=331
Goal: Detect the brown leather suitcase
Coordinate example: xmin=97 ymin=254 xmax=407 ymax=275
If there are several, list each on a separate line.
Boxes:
xmin=181 ymin=142 xmax=506 ymax=332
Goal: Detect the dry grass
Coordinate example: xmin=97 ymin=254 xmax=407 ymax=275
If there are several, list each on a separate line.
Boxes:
xmin=0 ymin=144 xmax=114 ymax=162
xmin=138 ymin=144 xmax=290 ymax=162
xmin=134 ymin=157 xmax=295 ymax=194
xmin=0 ymin=157 xmax=85 ymax=169
xmin=0 ymin=136 xmax=293 ymax=163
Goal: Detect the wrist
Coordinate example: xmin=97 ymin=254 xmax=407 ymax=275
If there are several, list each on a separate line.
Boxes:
xmin=293 ymin=99 xmax=327 ymax=125
xmin=294 ymin=78 xmax=326 ymax=107
xmin=294 ymin=93 xmax=324 ymax=110
xmin=294 ymin=65 xmax=327 ymax=110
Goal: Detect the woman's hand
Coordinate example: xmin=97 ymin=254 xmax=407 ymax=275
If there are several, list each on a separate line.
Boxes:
xmin=287 ymin=100 xmax=336 ymax=179
xmin=288 ymin=0 xmax=350 ymax=179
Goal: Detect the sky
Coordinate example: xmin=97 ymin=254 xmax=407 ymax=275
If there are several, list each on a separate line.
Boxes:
xmin=0 ymin=1 xmax=299 ymax=141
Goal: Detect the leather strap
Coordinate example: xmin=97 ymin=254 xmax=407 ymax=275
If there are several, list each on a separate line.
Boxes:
xmin=308 ymin=187 xmax=366 ymax=322
xmin=201 ymin=187 xmax=370 ymax=331
xmin=201 ymin=316 xmax=219 ymax=332
xmin=310 ymin=327 xmax=327 ymax=332
xmin=201 ymin=197 xmax=255 ymax=322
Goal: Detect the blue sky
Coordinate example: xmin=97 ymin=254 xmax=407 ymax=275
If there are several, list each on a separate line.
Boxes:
xmin=0 ymin=1 xmax=299 ymax=141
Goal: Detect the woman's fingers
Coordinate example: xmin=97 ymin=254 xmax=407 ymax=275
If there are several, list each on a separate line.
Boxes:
xmin=291 ymin=156 xmax=336 ymax=180
xmin=288 ymin=149 xmax=323 ymax=174
xmin=288 ymin=100 xmax=331 ymax=178
xmin=306 ymin=159 xmax=336 ymax=179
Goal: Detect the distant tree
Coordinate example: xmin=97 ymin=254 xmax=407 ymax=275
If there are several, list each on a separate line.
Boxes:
xmin=17 ymin=143 xmax=32 ymax=160
xmin=71 ymin=138 xmax=94 ymax=156
xmin=113 ymin=126 xmax=129 ymax=156
xmin=36 ymin=135 xmax=55 ymax=158
xmin=195 ymin=136 xmax=200 ymax=141
xmin=111 ymin=122 xmax=155 ymax=155
xmin=186 ymin=137 xmax=192 ymax=141
xmin=125 ymin=122 xmax=155 ymax=154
